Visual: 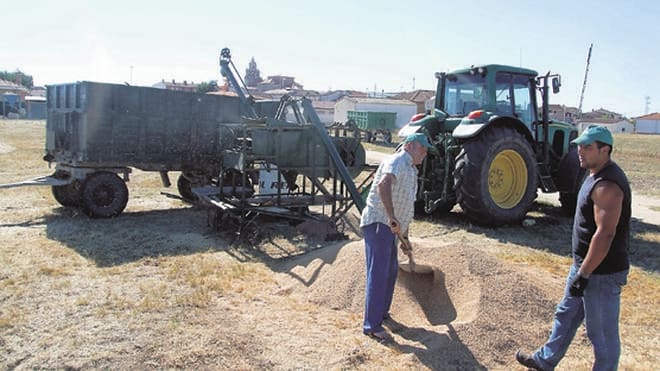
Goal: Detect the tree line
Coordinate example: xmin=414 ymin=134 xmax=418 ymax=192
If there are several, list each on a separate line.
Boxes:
xmin=0 ymin=70 xmax=34 ymax=88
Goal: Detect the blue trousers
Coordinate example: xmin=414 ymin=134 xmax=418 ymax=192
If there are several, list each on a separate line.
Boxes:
xmin=362 ymin=222 xmax=398 ymax=334
xmin=534 ymin=264 xmax=628 ymax=371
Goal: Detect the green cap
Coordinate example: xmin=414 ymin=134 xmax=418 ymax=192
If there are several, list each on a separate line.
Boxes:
xmin=404 ymin=133 xmax=433 ymax=149
xmin=571 ymin=125 xmax=613 ymax=146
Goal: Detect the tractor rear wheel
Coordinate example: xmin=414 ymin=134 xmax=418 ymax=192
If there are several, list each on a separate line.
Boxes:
xmin=454 ymin=127 xmax=537 ymax=226
xmin=80 ymin=172 xmax=129 ymax=218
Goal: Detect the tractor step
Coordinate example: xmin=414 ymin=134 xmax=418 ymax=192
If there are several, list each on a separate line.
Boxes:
xmin=537 ymin=163 xmax=558 ymax=193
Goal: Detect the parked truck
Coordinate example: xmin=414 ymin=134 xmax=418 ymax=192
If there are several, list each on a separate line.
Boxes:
xmin=398 ymin=65 xmax=584 ymax=226
xmin=2 ymin=48 xmax=366 ymax=224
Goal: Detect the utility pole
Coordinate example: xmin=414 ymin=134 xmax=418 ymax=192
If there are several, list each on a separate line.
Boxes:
xmin=577 ymin=43 xmax=593 ymax=119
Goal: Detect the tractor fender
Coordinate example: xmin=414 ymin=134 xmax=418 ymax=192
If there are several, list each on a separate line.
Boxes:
xmin=453 ymin=114 xmax=533 ymax=143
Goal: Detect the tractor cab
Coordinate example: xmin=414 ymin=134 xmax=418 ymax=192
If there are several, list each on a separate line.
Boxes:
xmin=436 ymin=65 xmax=538 ymax=128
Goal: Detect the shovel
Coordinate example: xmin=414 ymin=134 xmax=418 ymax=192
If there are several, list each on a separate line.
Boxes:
xmin=397 ymin=234 xmax=433 ymax=275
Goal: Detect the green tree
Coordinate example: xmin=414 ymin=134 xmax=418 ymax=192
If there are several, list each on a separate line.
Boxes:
xmin=197 ymin=80 xmax=218 ymax=94
xmin=0 ymin=70 xmax=34 ymax=88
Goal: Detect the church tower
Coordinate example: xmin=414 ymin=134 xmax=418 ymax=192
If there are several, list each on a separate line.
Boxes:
xmin=244 ymin=57 xmax=263 ymax=87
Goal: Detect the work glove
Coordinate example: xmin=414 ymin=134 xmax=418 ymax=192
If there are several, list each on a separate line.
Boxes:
xmin=569 ymin=274 xmax=589 ymax=297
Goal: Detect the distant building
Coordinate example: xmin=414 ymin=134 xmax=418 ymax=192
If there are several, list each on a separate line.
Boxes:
xmin=548 ymin=104 xmax=579 ymax=123
xmin=393 ymin=90 xmax=435 ymax=114
xmin=29 ymin=86 xmax=46 ymax=98
xmin=579 ymin=108 xmax=624 ymax=121
xmin=257 ymin=75 xmax=303 ymax=92
xmin=318 ymin=90 xmax=367 ymax=102
xmin=25 ymin=96 xmax=47 ymax=119
xmin=334 ymin=97 xmax=417 ymax=128
xmin=634 ymin=112 xmax=660 ymax=134
xmin=152 ymin=79 xmax=199 ymax=93
xmin=577 ymin=118 xmax=634 ymax=134
xmin=311 ymin=100 xmax=335 ymax=124
xmin=0 ymin=79 xmax=29 ymax=95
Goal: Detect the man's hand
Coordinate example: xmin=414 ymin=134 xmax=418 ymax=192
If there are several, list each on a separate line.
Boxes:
xmin=388 ymin=218 xmax=401 ymax=234
xmin=398 ymin=235 xmax=412 ymax=257
xmin=569 ymin=274 xmax=589 ymax=297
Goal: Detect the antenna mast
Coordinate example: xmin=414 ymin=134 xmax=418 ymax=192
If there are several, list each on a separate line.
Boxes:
xmin=578 ymin=43 xmax=593 ymax=119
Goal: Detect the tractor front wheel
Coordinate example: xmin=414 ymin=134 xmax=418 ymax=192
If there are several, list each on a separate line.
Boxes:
xmin=454 ymin=127 xmax=537 ymax=226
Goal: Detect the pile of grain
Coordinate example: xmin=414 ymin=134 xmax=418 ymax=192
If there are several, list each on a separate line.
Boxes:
xmin=274 ymin=237 xmax=561 ymax=366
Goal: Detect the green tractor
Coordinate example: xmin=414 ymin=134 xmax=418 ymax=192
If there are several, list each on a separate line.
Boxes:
xmin=398 ymin=65 xmax=584 ymax=226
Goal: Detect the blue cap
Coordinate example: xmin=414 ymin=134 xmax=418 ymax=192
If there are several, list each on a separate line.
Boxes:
xmin=404 ymin=133 xmax=433 ymax=149
xmin=571 ymin=125 xmax=613 ymax=146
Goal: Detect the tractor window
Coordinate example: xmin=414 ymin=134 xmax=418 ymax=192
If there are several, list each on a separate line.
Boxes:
xmin=513 ymin=75 xmax=533 ymax=124
xmin=495 ymin=72 xmax=534 ymax=125
xmin=443 ymin=73 xmax=486 ymax=116
xmin=495 ymin=73 xmax=514 ymax=115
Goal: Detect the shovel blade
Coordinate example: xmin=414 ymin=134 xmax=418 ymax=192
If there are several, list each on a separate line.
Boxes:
xmin=399 ymin=262 xmax=433 ymax=274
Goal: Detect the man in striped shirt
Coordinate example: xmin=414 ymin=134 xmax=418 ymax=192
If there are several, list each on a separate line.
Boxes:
xmin=360 ymin=133 xmax=433 ymax=341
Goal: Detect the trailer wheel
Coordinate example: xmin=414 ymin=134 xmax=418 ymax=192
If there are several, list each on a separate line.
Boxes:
xmin=454 ymin=126 xmax=537 ymax=226
xmin=80 ymin=172 xmax=128 ymax=218
xmin=52 ymin=182 xmax=81 ymax=207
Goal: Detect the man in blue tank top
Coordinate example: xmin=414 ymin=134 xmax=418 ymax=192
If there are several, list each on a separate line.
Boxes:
xmin=516 ymin=125 xmax=631 ymax=370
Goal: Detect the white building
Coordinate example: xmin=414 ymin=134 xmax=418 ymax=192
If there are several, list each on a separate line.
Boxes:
xmin=634 ymin=112 xmax=660 ymax=134
xmin=577 ymin=119 xmax=634 ymax=134
xmin=334 ymin=97 xmax=417 ymax=128
xmin=311 ymin=100 xmax=336 ymax=125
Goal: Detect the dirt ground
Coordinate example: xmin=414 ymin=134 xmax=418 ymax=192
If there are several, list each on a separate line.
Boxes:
xmin=1 ymin=122 xmax=658 ymax=370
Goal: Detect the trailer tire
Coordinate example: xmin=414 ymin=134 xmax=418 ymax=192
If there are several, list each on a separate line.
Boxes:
xmin=454 ymin=126 xmax=537 ymax=226
xmin=52 ymin=182 xmax=81 ymax=207
xmin=80 ymin=172 xmax=129 ymax=218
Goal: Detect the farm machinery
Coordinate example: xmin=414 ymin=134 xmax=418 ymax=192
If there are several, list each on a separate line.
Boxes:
xmin=398 ymin=64 xmax=584 ymax=225
xmin=1 ymin=48 xmax=368 ymax=237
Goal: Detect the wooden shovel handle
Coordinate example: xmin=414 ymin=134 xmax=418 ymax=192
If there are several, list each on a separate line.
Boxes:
xmin=396 ymin=233 xmax=413 ymax=259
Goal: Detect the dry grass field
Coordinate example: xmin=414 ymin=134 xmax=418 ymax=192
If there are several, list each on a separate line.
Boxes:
xmin=1 ymin=120 xmax=658 ymax=370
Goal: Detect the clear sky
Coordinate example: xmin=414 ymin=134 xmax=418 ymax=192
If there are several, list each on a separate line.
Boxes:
xmin=3 ymin=0 xmax=658 ymax=117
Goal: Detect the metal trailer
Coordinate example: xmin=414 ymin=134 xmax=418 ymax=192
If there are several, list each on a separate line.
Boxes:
xmin=1 ymin=81 xmax=277 ymax=217
xmin=346 ymin=110 xmax=396 ymax=143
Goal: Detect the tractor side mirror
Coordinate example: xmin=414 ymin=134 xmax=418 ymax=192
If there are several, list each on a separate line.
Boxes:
xmin=552 ymin=77 xmax=561 ymax=94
